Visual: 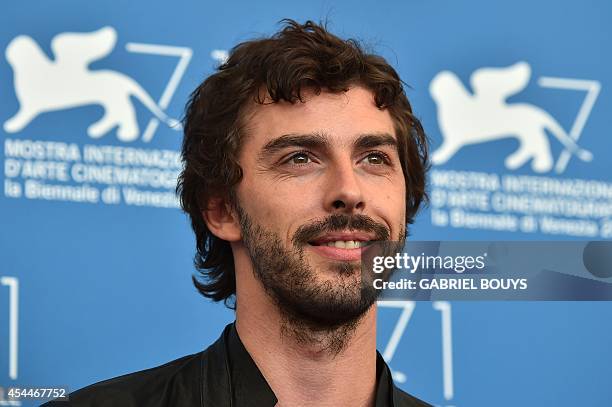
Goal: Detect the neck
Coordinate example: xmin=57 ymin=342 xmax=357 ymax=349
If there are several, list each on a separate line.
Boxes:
xmin=234 ymin=257 xmax=378 ymax=407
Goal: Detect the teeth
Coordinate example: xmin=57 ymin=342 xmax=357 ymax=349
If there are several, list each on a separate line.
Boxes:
xmin=323 ymin=240 xmax=367 ymax=249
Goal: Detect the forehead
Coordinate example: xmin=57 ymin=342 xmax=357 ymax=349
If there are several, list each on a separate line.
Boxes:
xmin=242 ymin=86 xmax=396 ymax=148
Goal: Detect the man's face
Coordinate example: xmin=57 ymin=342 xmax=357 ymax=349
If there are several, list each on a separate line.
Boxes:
xmin=234 ymin=86 xmax=406 ymax=328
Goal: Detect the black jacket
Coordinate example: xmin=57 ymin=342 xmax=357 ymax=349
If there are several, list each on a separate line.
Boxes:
xmin=44 ymin=323 xmax=431 ymax=406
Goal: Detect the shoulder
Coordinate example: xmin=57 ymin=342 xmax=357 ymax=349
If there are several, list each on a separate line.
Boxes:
xmin=393 ymin=386 xmax=434 ymax=407
xmin=42 ymin=352 xmax=203 ymax=407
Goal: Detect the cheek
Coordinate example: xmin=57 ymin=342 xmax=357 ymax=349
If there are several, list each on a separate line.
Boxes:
xmin=237 ymin=176 xmax=321 ymax=231
xmin=383 ymin=191 xmax=406 ymax=221
xmin=370 ymin=179 xmax=406 ymax=232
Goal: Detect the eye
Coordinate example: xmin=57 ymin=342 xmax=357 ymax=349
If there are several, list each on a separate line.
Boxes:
xmin=363 ymin=151 xmax=389 ymax=165
xmin=287 ymin=152 xmax=312 ymax=165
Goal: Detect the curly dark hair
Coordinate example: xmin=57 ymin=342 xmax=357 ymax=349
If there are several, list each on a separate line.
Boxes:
xmin=177 ymin=19 xmax=429 ymax=307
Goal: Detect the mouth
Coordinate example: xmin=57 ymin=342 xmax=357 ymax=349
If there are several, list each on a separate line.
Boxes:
xmin=308 ymin=240 xmax=371 ymax=249
xmin=306 ymin=233 xmax=375 ymax=261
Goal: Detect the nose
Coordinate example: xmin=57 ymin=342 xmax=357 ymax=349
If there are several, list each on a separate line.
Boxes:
xmin=324 ymin=162 xmax=365 ymax=213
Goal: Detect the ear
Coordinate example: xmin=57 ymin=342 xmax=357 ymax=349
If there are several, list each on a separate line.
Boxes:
xmin=202 ymin=197 xmax=242 ymax=242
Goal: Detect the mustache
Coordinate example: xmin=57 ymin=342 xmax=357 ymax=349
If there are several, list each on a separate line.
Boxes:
xmin=292 ymin=214 xmax=390 ymax=246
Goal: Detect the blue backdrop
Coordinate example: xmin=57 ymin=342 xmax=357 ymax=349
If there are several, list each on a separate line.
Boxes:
xmin=1 ymin=1 xmax=611 ymax=406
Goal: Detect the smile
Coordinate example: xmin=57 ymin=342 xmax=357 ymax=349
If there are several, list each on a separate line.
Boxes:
xmin=306 ymin=233 xmax=375 ymax=261
xmin=310 ymin=240 xmax=371 ymax=249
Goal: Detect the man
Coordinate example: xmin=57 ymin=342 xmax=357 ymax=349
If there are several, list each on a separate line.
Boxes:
xmin=45 ymin=20 xmax=430 ymax=406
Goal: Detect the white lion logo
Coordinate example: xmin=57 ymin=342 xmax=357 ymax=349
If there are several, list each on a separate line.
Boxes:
xmin=430 ymin=61 xmax=592 ymax=173
xmin=3 ymin=26 xmax=180 ymax=142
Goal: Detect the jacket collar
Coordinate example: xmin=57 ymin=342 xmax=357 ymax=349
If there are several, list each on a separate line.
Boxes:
xmin=200 ymin=323 xmax=401 ymax=407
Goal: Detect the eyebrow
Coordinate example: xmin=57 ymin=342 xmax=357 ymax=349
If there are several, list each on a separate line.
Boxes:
xmin=354 ymin=133 xmax=398 ymax=150
xmin=260 ymin=133 xmax=329 ymax=156
xmin=259 ymin=132 xmax=398 ymax=158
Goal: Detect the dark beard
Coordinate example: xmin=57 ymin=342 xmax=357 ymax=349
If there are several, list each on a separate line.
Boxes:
xmin=237 ymin=208 xmax=398 ymax=353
